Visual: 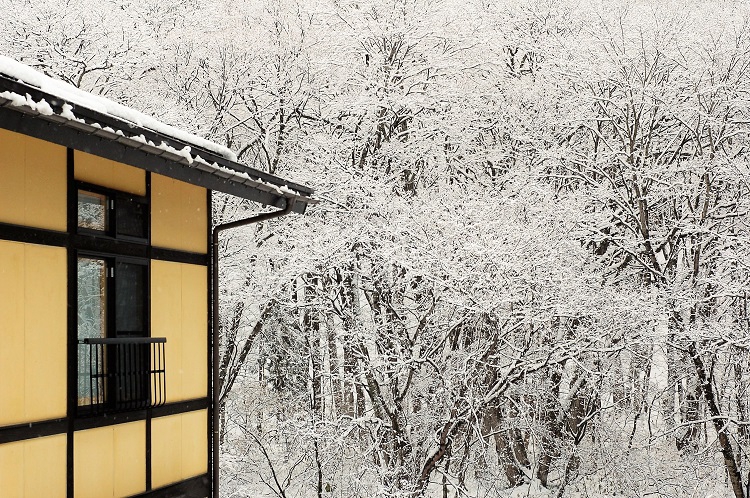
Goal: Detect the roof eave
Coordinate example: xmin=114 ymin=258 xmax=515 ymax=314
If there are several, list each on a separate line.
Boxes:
xmin=0 ymin=75 xmax=315 ymax=213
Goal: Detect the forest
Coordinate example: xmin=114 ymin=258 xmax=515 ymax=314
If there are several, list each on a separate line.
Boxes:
xmin=3 ymin=0 xmax=750 ymax=496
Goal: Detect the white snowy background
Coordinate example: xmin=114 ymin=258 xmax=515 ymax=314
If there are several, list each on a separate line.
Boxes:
xmin=3 ymin=0 xmax=750 ymax=496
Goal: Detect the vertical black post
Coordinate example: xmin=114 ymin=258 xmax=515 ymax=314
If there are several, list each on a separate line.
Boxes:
xmin=212 ymin=226 xmax=220 ymax=498
xmin=207 ymin=189 xmax=214 ymax=496
xmin=65 ymin=147 xmax=76 ymax=498
xmin=145 ymin=170 xmax=153 ymax=491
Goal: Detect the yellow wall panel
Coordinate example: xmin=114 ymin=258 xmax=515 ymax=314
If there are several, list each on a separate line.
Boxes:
xmin=74 ymin=423 xmax=146 ymax=498
xmin=151 ymin=260 xmax=184 ymax=402
xmin=24 ymin=435 xmax=66 ymax=497
xmin=183 ymin=181 xmax=208 ymax=253
xmin=151 ymin=174 xmax=181 ymax=251
xmin=151 ymin=261 xmax=208 ymax=403
xmin=75 ymin=151 xmax=146 ymax=196
xmin=152 ymin=410 xmax=207 ymax=488
xmin=75 ymin=427 xmax=114 ymax=498
xmin=181 ymin=264 xmax=207 ymax=400
xmin=0 ymin=129 xmax=28 ymax=227
xmin=151 ymin=414 xmax=182 ymax=488
xmin=181 ymin=410 xmax=208 ymax=478
xmin=113 ymin=422 xmax=146 ymax=497
xmin=0 ymin=241 xmax=25 ymax=426
xmin=0 ymin=441 xmax=23 ymax=497
xmin=0 ymin=436 xmax=66 ymax=498
xmin=24 ymin=137 xmax=67 ymax=230
xmin=151 ymin=174 xmax=207 ymax=254
xmin=0 ymin=242 xmax=65 ymax=426
xmin=23 ymin=244 xmax=66 ymax=422
xmin=0 ymin=128 xmax=66 ymax=231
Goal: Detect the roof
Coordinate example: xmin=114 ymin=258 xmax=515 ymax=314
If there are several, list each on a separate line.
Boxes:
xmin=0 ymin=56 xmax=314 ymax=213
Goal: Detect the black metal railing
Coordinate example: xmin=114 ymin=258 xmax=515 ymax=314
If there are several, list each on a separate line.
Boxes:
xmin=78 ymin=337 xmax=166 ymax=414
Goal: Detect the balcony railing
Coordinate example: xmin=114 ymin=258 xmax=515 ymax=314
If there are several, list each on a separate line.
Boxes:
xmin=78 ymin=337 xmax=166 ymax=414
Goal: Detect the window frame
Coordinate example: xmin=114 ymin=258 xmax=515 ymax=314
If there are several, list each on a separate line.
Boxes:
xmin=74 ymin=180 xmax=153 ymax=415
xmin=76 ymin=253 xmax=150 ymax=336
xmin=76 ymin=251 xmax=151 ymax=413
xmin=75 ymin=181 xmax=149 ymax=243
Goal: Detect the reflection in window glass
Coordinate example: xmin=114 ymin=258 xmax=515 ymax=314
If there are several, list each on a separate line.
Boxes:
xmin=116 ymin=195 xmax=147 ymax=239
xmin=116 ymin=261 xmax=146 ymax=335
xmin=114 ymin=261 xmax=148 ymax=403
xmin=77 ymin=257 xmax=107 ymax=406
xmin=78 ymin=191 xmax=108 ymax=231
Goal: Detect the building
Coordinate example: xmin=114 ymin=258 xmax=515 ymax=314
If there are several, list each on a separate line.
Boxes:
xmin=0 ymin=56 xmax=315 ymax=497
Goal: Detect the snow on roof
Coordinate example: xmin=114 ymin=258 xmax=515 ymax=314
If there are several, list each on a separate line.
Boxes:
xmin=0 ymin=55 xmax=237 ymax=162
xmin=0 ymin=85 xmax=315 ymax=203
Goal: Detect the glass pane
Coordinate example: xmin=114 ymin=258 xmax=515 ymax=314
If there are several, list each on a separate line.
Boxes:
xmin=77 ymin=257 xmax=107 ymax=406
xmin=115 ymin=261 xmax=148 ymax=405
xmin=78 ymin=191 xmax=108 ymax=231
xmin=116 ymin=195 xmax=147 ymax=239
xmin=116 ymin=261 xmax=146 ymax=336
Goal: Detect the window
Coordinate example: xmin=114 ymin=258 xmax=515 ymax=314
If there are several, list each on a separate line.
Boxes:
xmin=76 ymin=186 xmax=148 ymax=240
xmin=76 ymin=255 xmax=150 ymax=408
xmin=75 ymin=183 xmax=165 ymax=413
xmin=77 ymin=257 xmax=107 ymax=406
xmin=78 ymin=191 xmax=108 ymax=231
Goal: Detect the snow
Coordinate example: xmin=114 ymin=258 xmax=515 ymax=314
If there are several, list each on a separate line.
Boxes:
xmin=59 ymin=103 xmax=78 ymax=120
xmin=506 ymin=481 xmax=552 ymax=498
xmin=0 ymin=91 xmax=53 ymax=116
xmin=0 ymin=55 xmax=238 ymax=161
xmin=0 ymin=85 xmax=311 ymax=200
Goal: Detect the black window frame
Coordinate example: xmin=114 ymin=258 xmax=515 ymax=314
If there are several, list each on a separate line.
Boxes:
xmin=76 ymin=253 xmax=150 ymax=337
xmin=76 ymin=181 xmax=149 ymax=243
xmin=76 ymin=251 xmax=152 ymax=414
xmin=74 ymin=181 xmax=154 ymax=416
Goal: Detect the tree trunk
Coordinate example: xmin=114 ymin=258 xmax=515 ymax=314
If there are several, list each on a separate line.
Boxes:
xmin=537 ymin=370 xmax=563 ymax=487
xmin=688 ymin=342 xmax=745 ymax=498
